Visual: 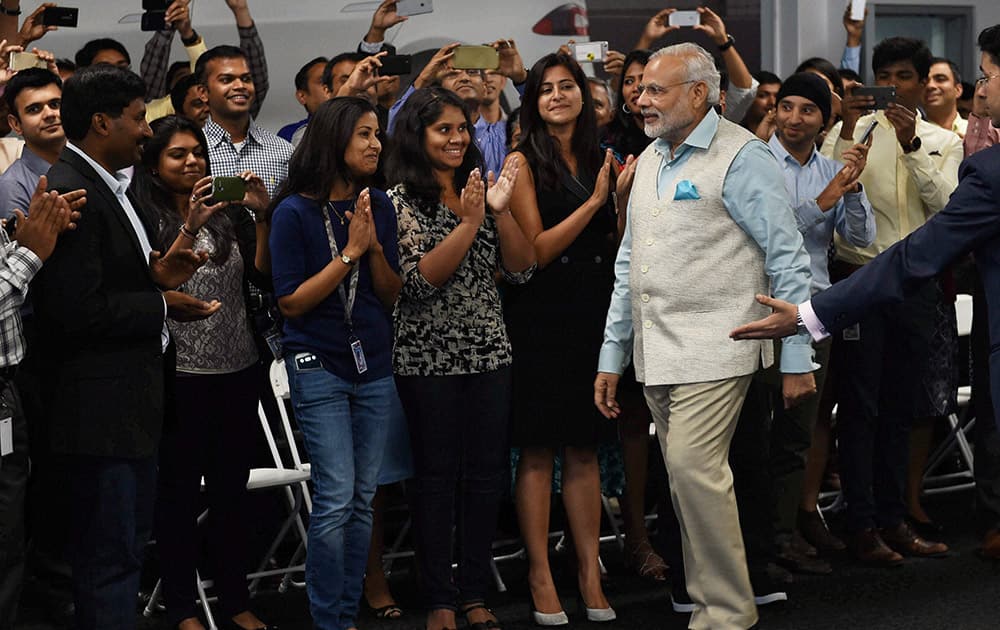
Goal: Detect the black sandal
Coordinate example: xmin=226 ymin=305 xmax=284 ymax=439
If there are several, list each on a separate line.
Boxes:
xmin=460 ymin=603 xmax=501 ymax=630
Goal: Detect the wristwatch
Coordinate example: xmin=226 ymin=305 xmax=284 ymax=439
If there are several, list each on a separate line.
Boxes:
xmin=901 ymin=135 xmax=922 ymax=154
xmin=718 ymin=34 xmax=736 ymax=52
xmin=340 ymin=253 xmax=356 ymax=267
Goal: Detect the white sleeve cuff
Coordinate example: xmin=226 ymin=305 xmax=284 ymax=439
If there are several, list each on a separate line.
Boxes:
xmin=359 ymin=39 xmax=383 ymax=55
xmin=799 ymin=300 xmax=829 ymax=341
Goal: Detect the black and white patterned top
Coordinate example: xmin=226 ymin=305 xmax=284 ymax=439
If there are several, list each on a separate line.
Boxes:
xmin=0 ymin=237 xmax=40 ymax=368
xmin=389 ymin=184 xmax=534 ymax=376
xmin=204 ymin=116 xmax=292 ymax=196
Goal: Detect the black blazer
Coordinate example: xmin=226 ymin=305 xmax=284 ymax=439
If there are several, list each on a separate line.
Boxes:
xmin=811 ymin=144 xmax=1000 ymax=427
xmin=32 ymin=147 xmax=167 ymax=458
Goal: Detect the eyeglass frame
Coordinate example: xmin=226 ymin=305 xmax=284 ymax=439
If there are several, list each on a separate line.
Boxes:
xmin=975 ymin=71 xmax=1000 ymax=88
xmin=635 ymin=80 xmax=698 ymax=99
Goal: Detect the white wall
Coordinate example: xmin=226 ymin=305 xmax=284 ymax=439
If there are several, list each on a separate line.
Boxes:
xmin=762 ymin=0 xmax=1000 ymax=78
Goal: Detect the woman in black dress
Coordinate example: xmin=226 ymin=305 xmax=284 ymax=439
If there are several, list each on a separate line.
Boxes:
xmin=504 ymin=53 xmax=617 ymax=625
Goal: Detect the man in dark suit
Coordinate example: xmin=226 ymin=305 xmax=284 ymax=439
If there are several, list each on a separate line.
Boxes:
xmin=731 ymin=23 xmax=1000 ymax=562
xmin=29 ymin=64 xmax=212 ymax=630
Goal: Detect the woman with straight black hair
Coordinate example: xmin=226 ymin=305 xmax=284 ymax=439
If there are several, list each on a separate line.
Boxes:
xmin=133 ymin=115 xmax=275 ymax=630
xmin=269 ymin=96 xmax=403 ymax=630
xmin=387 ymin=86 xmax=535 ymax=630
xmin=603 ymin=49 xmax=654 ymax=160
xmin=504 ymin=53 xmax=617 ymax=625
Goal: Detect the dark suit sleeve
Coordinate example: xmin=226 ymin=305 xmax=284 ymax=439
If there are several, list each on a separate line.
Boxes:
xmin=34 ymin=186 xmax=165 ymax=340
xmin=357 ymin=41 xmax=397 ymax=55
xmin=812 ymin=148 xmax=1000 ymax=332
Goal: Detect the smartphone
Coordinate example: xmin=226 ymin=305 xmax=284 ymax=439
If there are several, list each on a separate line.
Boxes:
xmin=853 ymin=85 xmax=896 ymax=109
xmin=859 ymin=120 xmax=878 ymax=144
xmin=211 ymin=177 xmax=246 ymax=203
xmin=452 ymin=45 xmax=499 ymax=70
xmin=668 ymin=10 xmax=700 ymax=27
xmin=142 ymin=0 xmax=173 ymax=9
xmin=395 ymin=0 xmax=433 ymax=16
xmin=140 ymin=11 xmax=166 ymax=31
xmin=850 ymin=0 xmax=867 ymax=21
xmin=9 ymin=52 xmax=47 ymax=72
xmin=41 ymin=6 xmax=78 ymax=27
xmin=570 ymin=41 xmax=609 ymax=64
xmin=379 ymin=54 xmax=412 ymax=76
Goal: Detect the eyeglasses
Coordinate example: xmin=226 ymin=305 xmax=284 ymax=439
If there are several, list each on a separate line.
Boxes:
xmin=975 ymin=72 xmax=1000 ymax=88
xmin=636 ymin=80 xmax=696 ymax=99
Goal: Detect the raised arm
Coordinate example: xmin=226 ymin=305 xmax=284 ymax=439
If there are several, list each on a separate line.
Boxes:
xmin=228 ymin=0 xmax=269 ymax=115
xmin=507 ymin=150 xmax=613 ymax=269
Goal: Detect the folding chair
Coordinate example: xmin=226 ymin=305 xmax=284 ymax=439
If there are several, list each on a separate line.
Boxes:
xmin=922 ymin=293 xmax=976 ymax=495
xmin=143 ymin=388 xmax=311 ymax=630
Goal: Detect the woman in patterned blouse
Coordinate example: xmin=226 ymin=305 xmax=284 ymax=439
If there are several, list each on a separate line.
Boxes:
xmin=131 ymin=115 xmax=275 ymax=630
xmin=386 ymin=87 xmax=535 ymax=630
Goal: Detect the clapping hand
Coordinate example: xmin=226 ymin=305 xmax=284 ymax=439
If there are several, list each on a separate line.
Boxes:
xmin=10 ymin=175 xmax=81 ymax=262
xmin=588 ymin=149 xmax=614 ymax=208
xmin=486 ymin=159 xmax=519 ymax=215
xmin=343 ymin=189 xmax=373 ymax=260
xmin=615 ymin=154 xmax=637 ymax=212
xmin=457 ymin=168 xmax=486 ymax=227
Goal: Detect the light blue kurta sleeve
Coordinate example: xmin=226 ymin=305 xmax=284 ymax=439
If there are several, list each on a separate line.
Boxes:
xmin=597 ymin=211 xmax=634 ymax=375
xmin=723 ymin=141 xmax=816 ymax=373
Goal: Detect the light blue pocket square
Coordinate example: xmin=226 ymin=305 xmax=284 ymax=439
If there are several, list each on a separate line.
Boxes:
xmin=674 ymin=180 xmax=701 ymax=200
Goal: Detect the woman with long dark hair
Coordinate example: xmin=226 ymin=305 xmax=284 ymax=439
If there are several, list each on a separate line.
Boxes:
xmin=268 ymin=96 xmax=402 ymax=630
xmin=603 ymin=49 xmax=654 ymax=160
xmin=132 ymin=115 xmax=275 ymax=630
xmin=386 ymin=86 xmax=535 ymax=630
xmin=504 ymin=52 xmax=616 ymax=624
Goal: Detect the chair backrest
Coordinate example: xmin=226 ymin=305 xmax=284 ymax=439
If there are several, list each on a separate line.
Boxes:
xmin=955 ymin=293 xmax=973 ymax=338
xmin=262 ymin=359 xmax=313 ymax=511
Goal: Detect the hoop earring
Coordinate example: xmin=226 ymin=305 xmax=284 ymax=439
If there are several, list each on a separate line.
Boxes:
xmin=622 ymin=103 xmax=631 ymax=114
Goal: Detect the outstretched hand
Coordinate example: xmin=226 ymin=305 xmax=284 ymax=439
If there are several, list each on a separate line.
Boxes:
xmin=729 ymin=294 xmax=800 ymax=340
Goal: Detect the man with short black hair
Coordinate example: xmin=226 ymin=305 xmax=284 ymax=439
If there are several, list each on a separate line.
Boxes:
xmin=170 ymin=73 xmax=209 ymax=126
xmin=925 ymin=57 xmax=966 ymax=136
xmin=278 ymin=56 xmax=328 ymax=143
xmin=741 ymin=70 xmax=781 ymax=134
xmin=31 ymin=64 xmax=207 ymax=630
xmin=199 ymin=45 xmax=291 ymax=196
xmin=73 ymin=38 xmax=131 ymax=69
xmin=0 ymin=68 xmax=64 ymax=218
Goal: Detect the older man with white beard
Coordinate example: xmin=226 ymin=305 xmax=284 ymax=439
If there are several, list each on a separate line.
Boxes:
xmin=593 ymin=43 xmax=813 ymax=630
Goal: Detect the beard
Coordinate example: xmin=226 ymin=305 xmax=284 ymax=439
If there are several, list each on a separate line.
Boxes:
xmin=642 ymin=107 xmax=696 ymax=140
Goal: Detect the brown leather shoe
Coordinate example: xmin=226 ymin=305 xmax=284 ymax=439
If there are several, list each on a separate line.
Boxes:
xmin=798 ymin=509 xmax=846 ymax=554
xmin=879 ymin=521 xmax=949 ymax=558
xmin=850 ymin=528 xmax=904 ymax=567
xmin=774 ymin=534 xmax=833 ymax=575
xmin=979 ymin=528 xmax=1000 ymax=560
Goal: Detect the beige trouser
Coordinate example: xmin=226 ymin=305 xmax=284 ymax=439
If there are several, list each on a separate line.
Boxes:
xmin=644 ymin=375 xmax=758 ymax=630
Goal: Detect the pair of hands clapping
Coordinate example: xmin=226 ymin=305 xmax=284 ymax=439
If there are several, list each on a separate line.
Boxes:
xmin=451 ymin=160 xmax=521 ymax=226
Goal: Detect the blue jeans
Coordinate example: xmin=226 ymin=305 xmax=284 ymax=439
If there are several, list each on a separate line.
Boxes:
xmin=286 ymin=354 xmax=391 ymax=630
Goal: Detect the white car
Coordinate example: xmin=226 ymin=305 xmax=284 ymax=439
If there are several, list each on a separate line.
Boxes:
xmin=39 ymin=0 xmax=591 ymax=132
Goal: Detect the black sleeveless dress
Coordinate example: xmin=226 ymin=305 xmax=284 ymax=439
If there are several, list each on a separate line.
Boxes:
xmin=505 ymin=163 xmax=617 ymax=448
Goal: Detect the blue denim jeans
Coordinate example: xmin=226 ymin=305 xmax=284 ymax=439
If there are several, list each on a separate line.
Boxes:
xmin=286 ymin=354 xmax=391 ymax=630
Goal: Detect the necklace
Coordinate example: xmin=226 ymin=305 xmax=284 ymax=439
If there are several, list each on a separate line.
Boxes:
xmin=326 ymin=199 xmax=355 ymax=225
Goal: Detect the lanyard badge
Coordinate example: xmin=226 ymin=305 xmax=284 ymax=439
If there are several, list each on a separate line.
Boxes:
xmin=323 ymin=202 xmax=367 ymax=374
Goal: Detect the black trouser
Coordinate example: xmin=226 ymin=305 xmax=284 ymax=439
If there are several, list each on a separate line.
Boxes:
xmin=395 ymin=368 xmax=510 ymax=611
xmin=0 ymin=377 xmax=27 ymax=630
xmin=837 ymin=281 xmax=937 ymax=532
xmin=155 ymin=366 xmax=258 ymax=625
xmin=972 ymin=284 xmax=1000 ymax=534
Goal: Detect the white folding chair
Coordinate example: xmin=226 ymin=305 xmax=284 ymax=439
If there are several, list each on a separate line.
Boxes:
xmin=923 ymin=293 xmax=976 ymax=495
xmin=143 ymin=384 xmax=311 ymax=629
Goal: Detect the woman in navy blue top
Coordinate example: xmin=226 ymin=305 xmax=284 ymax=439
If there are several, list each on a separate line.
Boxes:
xmin=269 ymin=97 xmax=401 ymax=630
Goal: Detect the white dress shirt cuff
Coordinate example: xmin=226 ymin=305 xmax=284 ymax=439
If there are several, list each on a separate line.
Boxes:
xmin=798 ymin=300 xmax=829 ymax=342
xmin=359 ymin=39 xmax=383 ymax=55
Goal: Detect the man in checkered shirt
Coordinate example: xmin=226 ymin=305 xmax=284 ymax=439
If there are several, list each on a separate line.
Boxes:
xmin=0 ymin=177 xmax=81 ymax=628
xmin=197 ymin=45 xmax=292 ymax=197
